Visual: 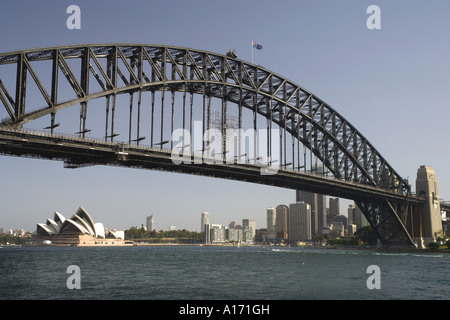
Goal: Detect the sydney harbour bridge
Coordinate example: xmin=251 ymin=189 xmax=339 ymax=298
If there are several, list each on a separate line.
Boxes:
xmin=0 ymin=44 xmax=445 ymax=248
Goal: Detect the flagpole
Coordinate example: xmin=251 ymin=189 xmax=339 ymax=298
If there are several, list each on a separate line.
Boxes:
xmin=251 ymin=41 xmax=253 ymax=64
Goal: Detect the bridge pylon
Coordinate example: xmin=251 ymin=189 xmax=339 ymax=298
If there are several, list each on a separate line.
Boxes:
xmin=413 ymin=165 xmax=442 ymax=248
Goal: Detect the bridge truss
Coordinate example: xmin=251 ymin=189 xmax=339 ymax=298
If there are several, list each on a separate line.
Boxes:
xmin=0 ymin=44 xmax=423 ymax=247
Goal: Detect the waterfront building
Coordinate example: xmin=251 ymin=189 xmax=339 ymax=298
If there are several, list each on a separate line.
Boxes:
xmin=36 ymin=207 xmax=126 ymax=246
xmin=255 ymin=228 xmax=268 ymax=243
xmin=347 ymin=203 xmax=367 ymax=230
xmin=146 ymin=215 xmax=154 ymax=232
xmin=201 ymin=212 xmax=209 ymax=233
xmin=226 ymin=227 xmax=243 ymax=242
xmin=348 ymin=224 xmax=357 ymax=235
xmin=204 ymin=224 xmax=225 ymax=244
xmin=331 ymin=222 xmax=345 ymax=237
xmin=266 ymin=208 xmax=276 ymax=240
xmin=328 ymin=214 xmax=348 ymax=233
xmin=275 ymin=205 xmax=288 ymax=240
xmin=288 ymin=202 xmax=311 ymax=241
xmin=227 ymin=221 xmax=243 ymax=242
xmin=242 ymin=219 xmax=256 ymax=243
xmin=242 ymin=226 xmax=254 ymax=243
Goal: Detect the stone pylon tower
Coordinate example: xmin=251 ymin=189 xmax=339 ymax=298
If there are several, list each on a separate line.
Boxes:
xmin=415 ymin=165 xmax=442 ymax=247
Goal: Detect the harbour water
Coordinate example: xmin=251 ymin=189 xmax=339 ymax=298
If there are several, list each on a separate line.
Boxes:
xmin=0 ymin=245 xmax=448 ymax=300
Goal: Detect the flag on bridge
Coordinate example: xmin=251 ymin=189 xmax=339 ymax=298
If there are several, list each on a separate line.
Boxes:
xmin=252 ymin=41 xmax=263 ymax=50
xmin=251 ymin=41 xmax=262 ymax=64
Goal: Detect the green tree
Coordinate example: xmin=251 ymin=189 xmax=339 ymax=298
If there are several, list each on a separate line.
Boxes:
xmin=427 ymin=241 xmax=439 ymax=250
xmin=124 ymin=227 xmax=147 ymax=239
xmin=354 ymin=226 xmax=377 ymax=245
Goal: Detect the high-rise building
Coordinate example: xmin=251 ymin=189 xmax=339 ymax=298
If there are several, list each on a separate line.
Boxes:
xmin=288 ymin=202 xmax=311 ymax=241
xmin=226 ymin=226 xmax=243 ymax=242
xmin=242 ymin=219 xmax=256 ymax=243
xmin=229 ymin=221 xmax=239 ymax=229
xmin=296 ymin=190 xmax=318 ymax=235
xmin=201 ymin=212 xmax=209 ymax=233
xmin=347 ymin=203 xmax=367 ymax=230
xmin=296 ymin=191 xmax=327 ymax=235
xmin=295 ymin=166 xmax=327 ymax=235
xmin=347 ymin=205 xmax=355 ymax=226
xmin=146 ymin=215 xmax=154 ymax=231
xmin=204 ymin=224 xmax=225 ymax=244
xmin=317 ymin=194 xmax=327 ymax=232
xmin=329 ymin=198 xmax=340 ymax=216
xmin=275 ymin=205 xmax=288 ymax=240
xmin=266 ymin=208 xmax=276 ymax=240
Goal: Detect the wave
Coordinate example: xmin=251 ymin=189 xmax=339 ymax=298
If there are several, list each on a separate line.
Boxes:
xmin=374 ymin=252 xmax=444 ymax=258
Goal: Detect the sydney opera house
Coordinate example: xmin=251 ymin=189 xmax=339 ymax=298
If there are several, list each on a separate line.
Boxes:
xmin=37 ymin=207 xmax=129 ymax=246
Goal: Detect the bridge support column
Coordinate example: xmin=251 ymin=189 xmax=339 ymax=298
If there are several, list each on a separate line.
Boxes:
xmin=414 ymin=165 xmax=442 ymax=247
xmin=356 ymin=199 xmax=416 ymax=248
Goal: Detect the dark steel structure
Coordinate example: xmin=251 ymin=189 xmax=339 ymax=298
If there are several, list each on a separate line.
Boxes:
xmin=0 ymin=44 xmax=425 ymax=247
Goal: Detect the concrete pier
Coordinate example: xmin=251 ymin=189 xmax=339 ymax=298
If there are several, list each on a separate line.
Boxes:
xmin=414 ymin=165 xmax=442 ymax=247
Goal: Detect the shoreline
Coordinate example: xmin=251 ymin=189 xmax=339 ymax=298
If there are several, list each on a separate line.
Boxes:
xmin=9 ymin=242 xmax=447 ymax=253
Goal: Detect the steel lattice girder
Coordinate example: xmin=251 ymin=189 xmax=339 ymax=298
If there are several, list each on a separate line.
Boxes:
xmin=355 ymin=199 xmax=417 ymax=247
xmin=0 ymin=44 xmax=411 ymax=196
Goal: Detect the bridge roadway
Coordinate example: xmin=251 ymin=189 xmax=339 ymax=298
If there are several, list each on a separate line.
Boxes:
xmin=0 ymin=126 xmax=425 ymax=206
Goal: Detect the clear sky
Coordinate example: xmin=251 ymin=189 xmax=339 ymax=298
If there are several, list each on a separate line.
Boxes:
xmin=0 ymin=0 xmax=449 ymax=232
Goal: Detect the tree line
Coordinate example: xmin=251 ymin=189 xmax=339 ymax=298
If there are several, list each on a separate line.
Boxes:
xmin=125 ymin=227 xmax=203 ymax=241
xmin=0 ymin=234 xmax=28 ymax=245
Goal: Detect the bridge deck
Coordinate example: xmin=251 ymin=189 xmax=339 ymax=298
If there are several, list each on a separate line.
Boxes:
xmin=0 ymin=127 xmax=424 ymax=205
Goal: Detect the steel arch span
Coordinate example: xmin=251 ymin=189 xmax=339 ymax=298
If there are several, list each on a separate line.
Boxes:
xmin=0 ymin=44 xmax=420 ymax=247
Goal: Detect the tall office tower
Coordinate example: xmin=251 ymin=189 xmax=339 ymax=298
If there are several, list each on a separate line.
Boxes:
xmin=347 ymin=204 xmax=358 ymax=228
xmin=201 ymin=212 xmax=209 ymax=233
xmin=347 ymin=205 xmax=355 ymax=225
xmin=329 ymin=198 xmax=340 ymax=216
xmin=242 ymin=219 xmax=256 ymax=242
xmin=288 ymin=202 xmax=311 ymax=241
xmin=229 ymin=221 xmax=238 ymax=229
xmin=317 ymin=194 xmax=327 ymax=232
xmin=296 ymin=190 xmax=319 ymax=236
xmin=295 ymin=166 xmax=327 ymax=234
xmin=146 ymin=215 xmax=155 ymax=231
xmin=348 ymin=203 xmax=367 ymax=230
xmin=275 ymin=205 xmax=288 ymax=240
xmin=266 ymin=208 xmax=276 ymax=240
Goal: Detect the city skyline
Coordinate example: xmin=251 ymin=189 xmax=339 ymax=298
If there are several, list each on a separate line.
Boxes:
xmin=1 ymin=1 xmax=449 ymax=233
